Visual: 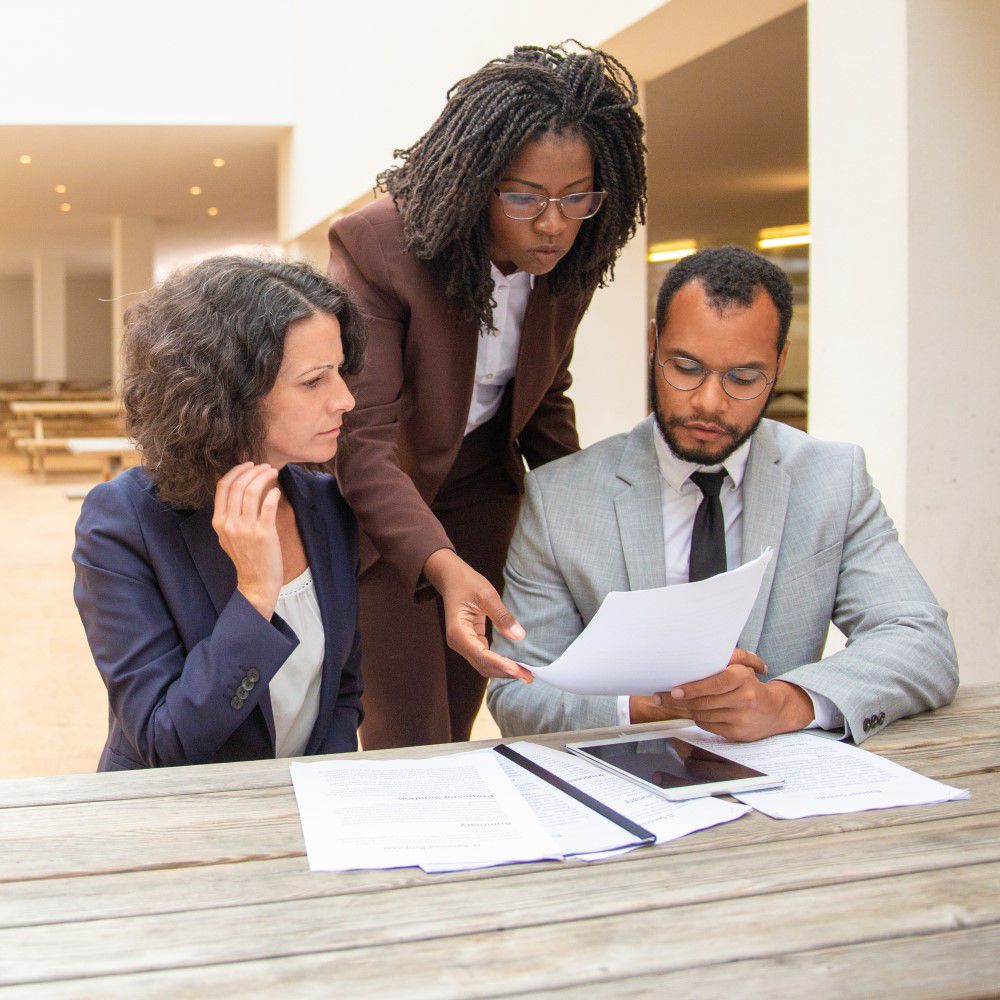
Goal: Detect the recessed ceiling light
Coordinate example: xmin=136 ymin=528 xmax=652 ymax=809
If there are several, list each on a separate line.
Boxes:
xmin=212 ymin=158 xmax=225 ymax=168
xmin=207 ymin=206 xmax=219 ymax=217
xmin=59 ymin=203 xmax=72 ymax=213
xmin=18 ymin=154 xmax=32 ymax=165
xmin=190 ymin=185 xmax=202 ymax=196
xmin=54 ymin=184 xmax=67 ymax=194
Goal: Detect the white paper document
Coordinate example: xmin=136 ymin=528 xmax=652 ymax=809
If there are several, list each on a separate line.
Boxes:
xmin=290 ymin=754 xmax=560 ymax=872
xmin=673 ymin=726 xmax=969 ymax=819
xmin=524 ymin=549 xmax=773 ymax=695
xmin=507 ymin=741 xmax=751 ymax=849
xmin=419 ymin=748 xmax=649 ymax=872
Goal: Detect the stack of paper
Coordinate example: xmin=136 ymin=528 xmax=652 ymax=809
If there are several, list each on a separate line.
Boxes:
xmin=290 ymin=743 xmax=750 ymax=873
xmin=289 ymin=754 xmax=560 ymax=872
xmin=673 ymin=726 xmax=969 ymax=819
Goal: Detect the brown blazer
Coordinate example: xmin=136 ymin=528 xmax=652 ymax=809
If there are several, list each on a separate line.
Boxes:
xmin=328 ymin=196 xmax=590 ymax=597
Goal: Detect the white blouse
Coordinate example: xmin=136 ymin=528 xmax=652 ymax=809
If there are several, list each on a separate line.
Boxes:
xmin=465 ymin=264 xmax=535 ymax=434
xmin=270 ymin=567 xmax=325 ymax=758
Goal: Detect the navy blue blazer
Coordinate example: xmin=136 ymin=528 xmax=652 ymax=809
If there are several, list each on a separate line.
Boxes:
xmin=73 ymin=464 xmax=363 ymax=770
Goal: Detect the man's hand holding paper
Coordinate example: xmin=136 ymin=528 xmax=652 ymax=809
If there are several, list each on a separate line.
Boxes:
xmin=631 ymin=647 xmax=816 ymax=741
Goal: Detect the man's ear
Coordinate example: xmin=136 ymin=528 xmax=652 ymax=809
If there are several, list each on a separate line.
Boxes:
xmin=648 ymin=318 xmax=658 ymax=358
xmin=776 ymin=341 xmax=790 ymax=381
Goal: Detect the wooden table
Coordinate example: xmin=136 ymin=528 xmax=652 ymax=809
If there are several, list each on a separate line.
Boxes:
xmin=1 ymin=685 xmax=997 ymax=998
xmin=8 ymin=401 xmax=123 ymax=481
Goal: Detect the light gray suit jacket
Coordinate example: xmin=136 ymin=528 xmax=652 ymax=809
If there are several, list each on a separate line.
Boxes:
xmin=488 ymin=416 xmax=958 ymax=743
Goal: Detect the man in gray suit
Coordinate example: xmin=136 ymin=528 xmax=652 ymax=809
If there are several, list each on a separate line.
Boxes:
xmin=488 ymin=246 xmax=958 ymax=743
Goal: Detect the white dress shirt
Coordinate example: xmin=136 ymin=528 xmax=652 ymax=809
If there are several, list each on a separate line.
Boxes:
xmin=465 ymin=264 xmax=534 ymax=434
xmin=270 ymin=567 xmax=325 ymax=758
xmin=616 ymin=423 xmax=843 ymax=731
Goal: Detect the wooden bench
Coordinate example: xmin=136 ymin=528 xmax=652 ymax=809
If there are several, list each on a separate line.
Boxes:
xmin=14 ymin=437 xmax=73 ymax=482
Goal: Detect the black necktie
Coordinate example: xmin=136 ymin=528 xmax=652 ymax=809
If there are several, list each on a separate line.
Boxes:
xmin=689 ymin=470 xmax=728 ymax=582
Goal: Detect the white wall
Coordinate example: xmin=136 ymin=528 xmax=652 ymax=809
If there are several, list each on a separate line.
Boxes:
xmin=282 ymin=0 xmax=663 ymax=241
xmin=67 ymin=277 xmax=112 ymax=382
xmin=809 ymin=0 xmax=1000 ymax=684
xmin=0 ymin=277 xmax=33 ymax=380
xmin=0 ymin=1 xmax=293 ymax=125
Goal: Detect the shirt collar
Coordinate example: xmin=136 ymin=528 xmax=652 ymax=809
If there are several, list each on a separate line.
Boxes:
xmin=490 ymin=261 xmax=536 ymax=289
xmin=651 ymin=419 xmax=752 ymax=496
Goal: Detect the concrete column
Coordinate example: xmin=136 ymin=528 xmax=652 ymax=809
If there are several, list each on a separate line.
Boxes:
xmin=808 ymin=0 xmax=1000 ymax=684
xmin=32 ymin=254 xmax=67 ymax=385
xmin=110 ymin=216 xmax=155 ymax=392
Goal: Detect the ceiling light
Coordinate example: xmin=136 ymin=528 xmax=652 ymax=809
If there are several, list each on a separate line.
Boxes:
xmin=54 ymin=184 xmax=67 ymax=194
xmin=207 ymin=207 xmax=219 ymax=217
xmin=647 ymin=239 xmax=697 ymax=263
xmin=758 ymin=223 xmax=810 ymax=250
xmin=212 ymin=158 xmax=225 ymax=168
xmin=190 ymin=185 xmax=202 ymax=196
xmin=59 ymin=203 xmax=72 ymax=213
xmin=18 ymin=154 xmax=31 ymax=165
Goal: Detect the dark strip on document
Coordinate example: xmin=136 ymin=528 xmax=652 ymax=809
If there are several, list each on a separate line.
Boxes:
xmin=493 ymin=744 xmax=656 ymax=845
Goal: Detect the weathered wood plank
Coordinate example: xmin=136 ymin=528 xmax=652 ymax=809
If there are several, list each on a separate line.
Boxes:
xmin=2 ymin=814 xmax=999 ymax=985
xmin=2 ymin=863 xmax=999 ymax=997
xmin=0 ymin=761 xmax=995 ymax=886
xmin=0 ymin=773 xmax=992 ymax=927
xmin=515 ymin=924 xmax=1000 ymax=1000
xmin=3 ymin=685 xmax=995 ymax=810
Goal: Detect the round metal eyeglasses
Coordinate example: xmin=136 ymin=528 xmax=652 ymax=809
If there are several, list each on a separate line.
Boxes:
xmin=493 ymin=189 xmax=608 ymax=221
xmin=655 ymin=353 xmax=777 ymax=401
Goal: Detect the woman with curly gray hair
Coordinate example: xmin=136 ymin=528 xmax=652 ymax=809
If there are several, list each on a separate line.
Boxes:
xmin=73 ymin=256 xmax=367 ymax=769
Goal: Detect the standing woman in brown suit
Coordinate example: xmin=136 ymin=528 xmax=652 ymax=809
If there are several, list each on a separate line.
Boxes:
xmin=329 ymin=42 xmax=646 ymax=749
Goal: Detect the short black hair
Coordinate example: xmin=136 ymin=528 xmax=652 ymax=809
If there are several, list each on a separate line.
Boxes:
xmin=654 ymin=245 xmax=793 ymax=353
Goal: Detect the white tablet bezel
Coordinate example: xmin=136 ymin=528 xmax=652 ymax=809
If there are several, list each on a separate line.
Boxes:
xmin=565 ymin=731 xmax=784 ymax=800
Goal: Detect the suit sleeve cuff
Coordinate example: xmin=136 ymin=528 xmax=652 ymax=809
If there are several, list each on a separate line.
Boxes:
xmin=616 ymin=695 xmax=631 ymax=727
xmin=795 ymin=684 xmax=845 ymax=731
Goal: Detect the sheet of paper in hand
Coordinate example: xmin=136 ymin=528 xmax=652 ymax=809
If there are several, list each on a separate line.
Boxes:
xmin=524 ymin=548 xmax=772 ymax=696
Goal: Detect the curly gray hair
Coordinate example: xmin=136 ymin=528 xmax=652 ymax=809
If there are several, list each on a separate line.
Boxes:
xmin=121 ymin=255 xmax=365 ymax=509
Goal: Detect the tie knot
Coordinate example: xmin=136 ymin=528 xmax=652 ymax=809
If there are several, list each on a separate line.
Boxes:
xmin=690 ymin=470 xmax=726 ymax=499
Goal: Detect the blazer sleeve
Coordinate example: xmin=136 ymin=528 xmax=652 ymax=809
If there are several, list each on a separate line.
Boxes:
xmin=327 ymin=512 xmax=364 ymax=751
xmin=328 ymin=213 xmax=454 ymax=595
xmin=516 ymin=296 xmax=588 ymax=470
xmin=487 ymin=470 xmax=619 ymax=736
xmin=774 ymin=446 xmax=959 ymax=742
xmin=73 ymin=483 xmax=300 ymax=766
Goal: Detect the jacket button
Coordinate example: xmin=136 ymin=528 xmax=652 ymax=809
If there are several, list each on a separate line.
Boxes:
xmin=240 ymin=681 xmax=253 ymax=694
xmin=247 ymin=668 xmax=260 ymax=683
xmin=878 ymin=712 xmax=886 ymax=723
xmin=231 ymin=696 xmax=243 ymax=710
xmin=863 ymin=719 xmax=871 ymax=733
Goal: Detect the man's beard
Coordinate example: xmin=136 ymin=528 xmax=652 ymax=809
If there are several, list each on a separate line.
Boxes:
xmin=649 ymin=359 xmax=773 ymax=465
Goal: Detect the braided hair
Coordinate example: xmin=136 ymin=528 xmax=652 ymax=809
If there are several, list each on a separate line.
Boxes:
xmin=377 ymin=41 xmax=647 ymax=330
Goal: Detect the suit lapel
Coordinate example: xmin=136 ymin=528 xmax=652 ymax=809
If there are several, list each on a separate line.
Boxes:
xmin=738 ymin=422 xmax=790 ymax=651
xmin=283 ymin=467 xmax=353 ymax=756
xmin=510 ymin=277 xmax=557 ymax=439
xmin=613 ymin=417 xmax=667 ymax=591
xmin=179 ymin=508 xmax=237 ymax=617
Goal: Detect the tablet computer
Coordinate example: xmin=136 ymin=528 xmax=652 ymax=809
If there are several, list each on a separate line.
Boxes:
xmin=565 ymin=732 xmax=783 ymax=800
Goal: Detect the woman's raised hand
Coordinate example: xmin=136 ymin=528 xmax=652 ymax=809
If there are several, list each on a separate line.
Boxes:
xmin=212 ymin=463 xmax=283 ymax=620
xmin=423 ymin=548 xmax=534 ymax=683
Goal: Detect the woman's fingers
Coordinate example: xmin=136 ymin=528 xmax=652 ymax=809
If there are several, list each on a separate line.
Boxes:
xmin=480 ymin=587 xmax=526 ymax=642
xmin=240 ymin=466 xmax=278 ymax=519
xmin=260 ymin=486 xmax=280 ymax=528
xmin=213 ymin=462 xmax=253 ymax=528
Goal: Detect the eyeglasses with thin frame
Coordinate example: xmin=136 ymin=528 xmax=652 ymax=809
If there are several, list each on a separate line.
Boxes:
xmin=493 ymin=189 xmax=608 ymax=221
xmin=655 ymin=351 xmax=778 ymax=401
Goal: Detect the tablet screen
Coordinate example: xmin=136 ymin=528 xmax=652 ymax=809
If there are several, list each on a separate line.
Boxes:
xmin=576 ymin=737 xmax=767 ymax=790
